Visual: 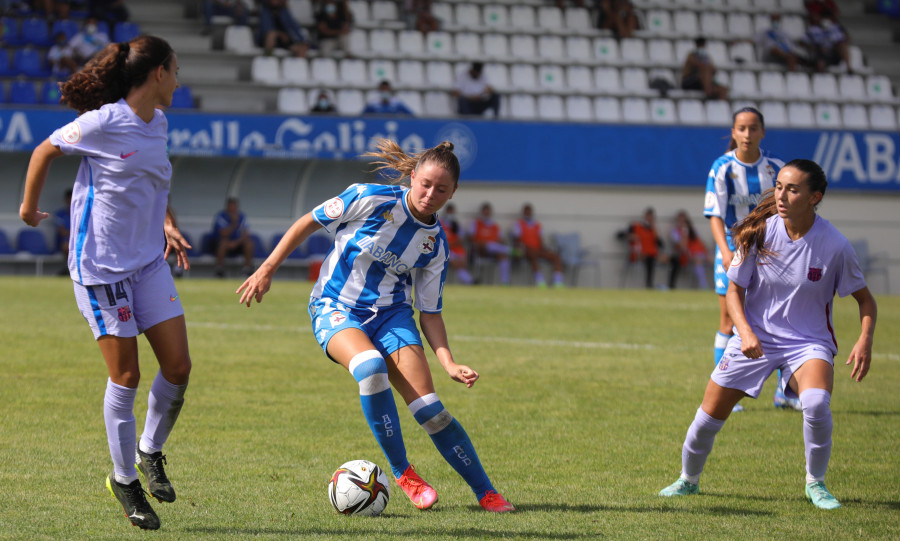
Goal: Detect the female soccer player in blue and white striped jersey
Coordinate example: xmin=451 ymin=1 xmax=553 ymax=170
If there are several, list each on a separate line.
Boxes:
xmin=20 ymin=36 xmax=192 ymax=530
xmin=237 ymin=139 xmax=515 ymax=513
xmin=661 ymin=159 xmax=877 ymax=509
xmin=703 ymin=107 xmax=793 ymax=411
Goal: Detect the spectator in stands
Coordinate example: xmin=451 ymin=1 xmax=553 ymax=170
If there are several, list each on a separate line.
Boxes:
xmin=88 ymin=0 xmax=129 ymax=25
xmin=680 ymin=37 xmax=729 ymax=101
xmin=212 ymin=197 xmax=255 ymax=277
xmin=668 ymin=210 xmax=709 ymax=290
xmin=315 ymin=0 xmax=353 ymax=57
xmin=755 ymin=13 xmax=807 ymax=72
xmin=804 ymin=9 xmax=852 ymax=74
xmin=48 ymin=31 xmax=79 ymax=78
xmin=404 ymin=0 xmax=441 ymax=36
xmin=362 ymin=80 xmax=415 ymax=115
xmin=258 ymin=0 xmax=310 ymax=58
xmin=441 ymin=203 xmax=474 ymax=285
xmin=805 ymin=0 xmax=840 ymax=23
xmin=67 ymin=17 xmax=111 ymax=66
xmin=597 ymin=0 xmax=639 ymax=39
xmin=310 ymin=89 xmax=337 ymax=113
xmin=54 ymin=188 xmax=72 ymax=274
xmin=628 ymin=207 xmax=663 ymax=289
xmin=512 ymin=203 xmax=564 ymax=288
xmin=202 ymin=0 xmax=250 ymax=36
xmin=467 ymin=202 xmax=513 ymax=286
xmin=453 ymin=62 xmax=500 ymax=118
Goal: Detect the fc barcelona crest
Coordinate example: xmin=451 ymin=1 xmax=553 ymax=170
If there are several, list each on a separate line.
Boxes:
xmin=117 ymin=306 xmax=133 ymax=322
xmin=808 ymin=267 xmax=823 ymax=282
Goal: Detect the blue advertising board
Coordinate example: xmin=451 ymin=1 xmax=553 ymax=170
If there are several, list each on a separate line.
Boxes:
xmin=1 ymin=107 xmax=899 ymax=191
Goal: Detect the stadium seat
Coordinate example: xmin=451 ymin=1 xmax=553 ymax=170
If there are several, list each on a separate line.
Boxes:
xmin=787 ymin=102 xmax=814 ymax=128
xmin=566 ymin=36 xmax=592 ymax=63
xmin=510 ymin=63 xmax=538 ymax=91
xmin=649 ymin=98 xmax=677 ymax=123
xmin=455 ymin=4 xmax=480 ymax=27
xmin=647 ymin=39 xmax=675 ymax=66
xmin=41 ymin=80 xmax=62 ymax=105
xmin=758 ymin=71 xmax=787 ymax=99
xmin=282 ymin=57 xmax=309 ymax=85
xmin=781 ymin=14 xmax=805 ymax=39
xmin=13 ymin=47 xmax=50 ymax=77
xmin=811 ymin=73 xmax=838 ymax=100
xmin=785 ymin=72 xmax=811 ymax=99
xmin=509 ymin=5 xmax=536 ymax=28
xmin=170 ymin=85 xmax=194 ymax=108
xmin=425 ymin=31 xmax=453 ymax=57
xmin=484 ymin=63 xmax=510 ymax=92
xmin=508 ymin=94 xmax=537 ymax=120
xmin=538 ymin=65 xmax=565 ymax=92
xmin=396 ymin=60 xmax=425 ymax=89
xmin=310 ymin=57 xmax=339 ymax=85
xmin=19 ymin=17 xmax=51 ymax=47
xmin=700 ymin=12 xmax=727 ymax=39
xmin=277 ymin=87 xmax=308 ymax=114
xmin=348 ymin=29 xmax=368 ymax=54
xmin=536 ymin=5 xmax=564 ymax=32
xmin=838 ymin=74 xmax=866 ymax=100
xmin=537 ymin=35 xmax=565 ymax=62
xmin=841 ymin=104 xmax=869 ymax=130
xmin=336 ymin=89 xmax=365 ymax=114
xmin=483 ymin=4 xmax=509 ymax=28
xmin=761 ymin=101 xmax=788 ymax=127
xmin=348 ymin=0 xmax=370 ymax=22
xmin=16 ymin=229 xmax=52 ymax=255
xmin=815 ymin=103 xmax=842 ymax=128
xmin=565 ymin=95 xmax=594 ymax=122
xmin=509 ymin=34 xmax=537 ymax=59
xmin=455 ymin=32 xmax=482 ymax=59
xmin=564 ymin=7 xmax=592 ymax=32
xmin=368 ymin=59 xmax=396 ymax=85
xmin=224 ymin=25 xmax=256 ymax=54
xmin=113 ymin=21 xmax=140 ymax=42
xmin=397 ymin=30 xmax=424 ymax=57
xmin=594 ymin=66 xmax=622 ymax=95
xmin=251 ymin=56 xmax=281 ymax=85
xmin=288 ymin=0 xmax=315 ymax=25
xmin=8 ymin=79 xmax=37 ymax=104
xmin=50 ymin=18 xmax=79 ymax=41
xmin=677 ymin=98 xmax=706 ymax=125
xmin=594 ymin=96 xmax=622 ymax=122
xmin=2 ymin=16 xmax=22 ymax=46
xmin=271 ymin=233 xmax=304 ymax=259
xmin=423 ymin=90 xmax=454 ymax=117
xmin=431 ymin=3 xmax=452 ymax=26
xmin=481 ymin=33 xmax=509 ymax=61
xmin=620 ymin=38 xmax=647 ymax=66
xmin=396 ymin=90 xmax=423 ymax=115
xmin=866 ymin=75 xmax=893 ymax=102
xmin=868 ymin=104 xmax=898 ymax=131
xmin=729 ymin=41 xmax=757 ymax=67
xmin=425 ymin=61 xmax=454 ymax=88
xmin=726 ymin=12 xmax=754 ymax=39
xmin=371 ymin=0 xmax=399 ymax=22
xmin=644 ymin=10 xmax=673 ymax=36
xmin=338 ymin=58 xmax=368 ymax=87
xmin=368 ymin=29 xmax=397 ymax=57
xmin=705 ymin=100 xmax=732 ymax=125
xmin=566 ymin=65 xmax=593 ymax=92
xmin=594 ymin=37 xmax=620 ymax=64
xmin=730 ymin=71 xmax=759 ymax=99
xmin=621 ymin=67 xmax=652 ymax=97
xmin=0 ymin=229 xmax=15 ymax=254
xmin=0 ymin=51 xmax=13 ymax=77
xmin=622 ymin=97 xmax=650 ymax=123
xmin=537 ymin=95 xmax=565 ymax=121
xmin=673 ymin=11 xmax=699 ymax=38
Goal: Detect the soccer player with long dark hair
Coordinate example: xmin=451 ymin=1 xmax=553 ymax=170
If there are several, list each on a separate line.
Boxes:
xmin=661 ymin=159 xmax=877 ymax=509
xmin=237 ymin=139 xmax=515 ymax=513
xmin=20 ymin=35 xmax=192 ymax=530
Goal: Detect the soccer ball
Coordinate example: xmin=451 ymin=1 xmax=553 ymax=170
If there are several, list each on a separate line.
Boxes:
xmin=327 ymin=459 xmax=390 ymax=516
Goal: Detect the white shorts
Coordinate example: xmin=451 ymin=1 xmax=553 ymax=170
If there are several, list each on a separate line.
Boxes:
xmin=73 ymin=258 xmax=184 ymax=339
xmin=712 ymin=337 xmax=834 ymax=400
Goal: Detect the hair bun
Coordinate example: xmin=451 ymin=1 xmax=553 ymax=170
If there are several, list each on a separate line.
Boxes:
xmin=118 ymin=42 xmax=130 ymax=54
xmin=438 ymin=141 xmax=454 ymax=151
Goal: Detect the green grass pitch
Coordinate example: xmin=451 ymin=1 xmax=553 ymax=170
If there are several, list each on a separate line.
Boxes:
xmin=0 ymin=276 xmax=897 ymax=540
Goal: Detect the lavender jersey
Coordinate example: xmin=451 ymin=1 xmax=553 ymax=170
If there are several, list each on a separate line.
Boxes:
xmin=704 ymin=150 xmax=784 ymax=232
xmin=49 ymin=99 xmax=172 ymax=285
xmin=310 ymin=183 xmax=449 ymax=313
xmin=727 ymin=214 xmax=866 ymax=355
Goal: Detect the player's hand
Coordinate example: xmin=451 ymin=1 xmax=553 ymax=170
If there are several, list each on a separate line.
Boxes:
xmin=20 ymin=204 xmax=50 ymax=227
xmin=447 ymin=363 xmax=479 ymax=388
xmin=739 ymin=332 xmax=763 ymax=359
xmin=236 ymin=265 xmax=273 ymax=307
xmin=722 ymin=248 xmax=734 ymax=271
xmin=846 ymin=337 xmax=872 ymax=382
xmin=164 ymin=225 xmax=192 ymax=270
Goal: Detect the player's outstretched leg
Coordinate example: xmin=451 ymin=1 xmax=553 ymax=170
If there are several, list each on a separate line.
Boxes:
xmin=805 ymin=481 xmax=841 ymax=509
xmin=106 ymin=474 xmax=160 ymax=530
xmin=659 ymin=477 xmax=699 ymax=497
xmin=136 ymin=450 xmax=176 ymax=503
xmin=408 ymin=394 xmax=514 ymax=512
xmin=395 ymin=464 xmax=439 ymax=510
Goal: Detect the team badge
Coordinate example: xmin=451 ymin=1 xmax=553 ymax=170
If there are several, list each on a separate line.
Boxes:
xmin=381 ymin=210 xmax=394 ymax=223
xmin=418 ymin=235 xmax=436 ymax=255
xmin=329 ymin=312 xmax=347 ymax=327
xmin=718 ymin=358 xmax=729 ymax=371
xmin=704 ymin=191 xmax=716 ymax=210
xmin=323 ymin=197 xmax=344 ymax=219
xmin=807 ymin=267 xmax=823 ymax=282
xmin=117 ymin=306 xmax=133 ymax=322
xmin=731 ymin=249 xmax=744 ymax=268
xmin=60 ymin=121 xmax=82 ymax=144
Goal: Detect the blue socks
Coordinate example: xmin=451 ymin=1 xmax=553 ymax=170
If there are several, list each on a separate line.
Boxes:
xmin=349 ymin=350 xmax=409 ymax=478
xmin=409 ymin=393 xmax=494 ymax=500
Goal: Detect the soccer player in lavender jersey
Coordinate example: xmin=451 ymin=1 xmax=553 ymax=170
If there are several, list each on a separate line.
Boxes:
xmin=661 ymin=159 xmax=877 ymax=510
xmin=19 ymin=36 xmax=192 ymax=530
xmin=703 ymin=107 xmax=792 ymax=412
xmin=237 ymin=139 xmax=515 ymax=513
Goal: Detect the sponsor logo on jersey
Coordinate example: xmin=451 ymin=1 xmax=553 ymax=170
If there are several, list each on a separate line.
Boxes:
xmin=357 ymin=236 xmax=411 ymax=273
xmin=807 ymin=267 xmax=823 ymax=282
xmin=323 ymin=197 xmax=344 ymax=219
xmin=117 ymin=306 xmax=132 ymax=322
xmin=120 ymin=150 xmax=138 ymax=159
xmin=60 ymin=121 xmax=82 ymax=144
xmin=169 ymin=294 xmax=178 ymax=301
xmin=418 ymin=235 xmax=436 ymax=255
xmin=728 ymin=192 xmax=764 ymax=207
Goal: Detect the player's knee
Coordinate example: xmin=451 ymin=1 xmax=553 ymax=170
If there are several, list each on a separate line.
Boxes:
xmin=800 ymin=388 xmax=831 ymax=421
xmin=349 ymin=350 xmax=390 ymax=395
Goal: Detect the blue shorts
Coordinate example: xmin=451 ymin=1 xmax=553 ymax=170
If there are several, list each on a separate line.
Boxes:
xmin=714 ymin=235 xmax=737 ymax=296
xmin=308 ymin=298 xmax=423 ymax=361
xmin=712 ymin=337 xmax=834 ymax=400
xmin=73 ymin=258 xmax=184 ymax=339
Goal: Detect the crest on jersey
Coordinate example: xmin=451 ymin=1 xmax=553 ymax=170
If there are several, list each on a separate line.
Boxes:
xmin=61 ymin=121 xmax=82 ymax=144
xmin=807 ymin=267 xmax=822 ymax=282
xmin=704 ymin=191 xmax=716 ymax=210
xmin=718 ymin=358 xmax=729 ymax=371
xmin=731 ymin=249 xmax=744 ymax=268
xmin=117 ymin=306 xmax=132 ymax=322
xmin=381 ymin=210 xmax=394 ymax=223
xmin=418 ymin=235 xmax=436 ymax=255
xmin=766 ymin=164 xmax=776 ymax=178
xmin=323 ymin=197 xmax=344 ymax=219
xmin=329 ymin=312 xmax=347 ymax=327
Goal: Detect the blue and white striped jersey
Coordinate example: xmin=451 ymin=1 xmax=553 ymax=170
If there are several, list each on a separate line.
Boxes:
xmin=309 ymin=183 xmax=449 ymax=313
xmin=703 ymin=149 xmax=785 ymax=233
